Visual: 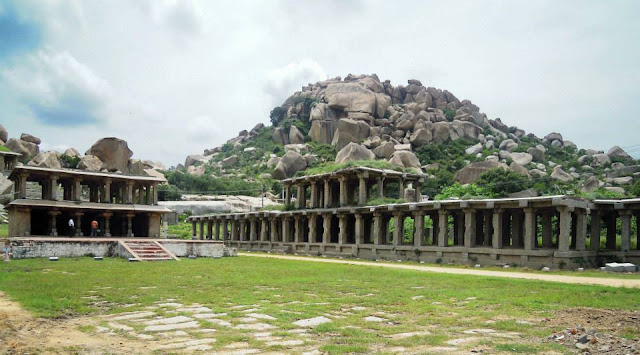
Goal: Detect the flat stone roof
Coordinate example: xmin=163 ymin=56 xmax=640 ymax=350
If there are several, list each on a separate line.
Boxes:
xmin=8 ymin=199 xmax=171 ymax=213
xmin=283 ymin=166 xmax=423 ymax=184
xmin=0 ymin=150 xmax=22 ymax=157
xmin=9 ymin=165 xmax=166 ymax=183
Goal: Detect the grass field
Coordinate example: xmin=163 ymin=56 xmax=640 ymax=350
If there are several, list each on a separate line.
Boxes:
xmin=1 ymin=256 xmax=639 ymax=354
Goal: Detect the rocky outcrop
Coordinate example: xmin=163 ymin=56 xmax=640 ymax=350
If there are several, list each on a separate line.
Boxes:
xmin=388 ymin=151 xmax=421 ymax=170
xmin=331 ymin=119 xmax=370 ymax=150
xmin=27 ymin=151 xmax=62 ymax=169
xmin=272 ymin=127 xmax=289 ymax=145
xmin=0 ymin=124 xmax=7 ymax=143
xmin=272 ymin=151 xmax=308 ymax=180
xmin=455 ymin=161 xmax=508 ymax=184
xmin=185 ymin=154 xmax=211 ymax=168
xmin=128 ymin=159 xmax=152 ymax=175
xmin=221 ymin=155 xmax=238 ymax=168
xmin=325 ymin=82 xmax=377 ymax=117
xmin=372 ymin=141 xmax=395 ymax=159
xmin=77 ymin=155 xmax=104 ymax=171
xmin=607 ymin=146 xmax=633 ymax=162
xmin=5 ymin=138 xmax=39 ymax=160
xmin=64 ymin=148 xmax=81 ymax=158
xmin=335 ymin=142 xmax=375 ymax=164
xmin=289 ymin=126 xmax=305 ymax=144
xmin=20 ymin=133 xmax=41 ymax=145
xmin=551 ymin=166 xmax=574 ymax=183
xmin=85 ymin=137 xmax=133 ymax=173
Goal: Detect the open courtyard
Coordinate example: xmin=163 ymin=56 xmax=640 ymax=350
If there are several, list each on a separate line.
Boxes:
xmin=1 ymin=254 xmax=639 ymax=354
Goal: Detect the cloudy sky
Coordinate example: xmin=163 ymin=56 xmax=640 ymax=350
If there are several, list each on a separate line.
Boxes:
xmin=1 ymin=0 xmax=639 ymax=166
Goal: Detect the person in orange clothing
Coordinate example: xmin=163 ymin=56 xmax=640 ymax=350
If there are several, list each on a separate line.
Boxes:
xmin=90 ymin=219 xmax=99 ymax=237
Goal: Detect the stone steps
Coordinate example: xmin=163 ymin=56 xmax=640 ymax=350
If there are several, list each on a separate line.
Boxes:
xmin=120 ymin=240 xmax=179 ymax=261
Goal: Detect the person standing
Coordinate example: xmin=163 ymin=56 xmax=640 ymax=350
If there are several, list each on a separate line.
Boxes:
xmin=68 ymin=218 xmax=75 ymax=237
xmin=2 ymin=241 xmax=10 ymax=262
xmin=90 ymin=219 xmax=99 ymax=237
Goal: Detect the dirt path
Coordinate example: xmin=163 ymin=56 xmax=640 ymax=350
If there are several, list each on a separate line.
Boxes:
xmin=239 ymin=253 xmax=640 ymax=289
xmin=0 ymin=292 xmax=150 ymax=354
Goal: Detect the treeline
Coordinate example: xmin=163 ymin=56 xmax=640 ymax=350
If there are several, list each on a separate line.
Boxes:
xmin=158 ymin=170 xmax=264 ymax=201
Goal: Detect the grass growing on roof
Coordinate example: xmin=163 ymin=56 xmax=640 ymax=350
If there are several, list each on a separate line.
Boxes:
xmin=298 ymin=160 xmax=405 ymax=176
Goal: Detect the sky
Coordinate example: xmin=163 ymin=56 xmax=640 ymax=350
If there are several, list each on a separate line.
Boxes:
xmin=1 ymin=0 xmax=639 ymax=166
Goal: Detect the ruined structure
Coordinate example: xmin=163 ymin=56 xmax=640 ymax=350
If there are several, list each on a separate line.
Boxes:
xmin=7 ymin=166 xmax=170 ymax=238
xmin=189 ymin=167 xmax=640 ymax=269
xmin=0 ymin=150 xmax=20 ymax=174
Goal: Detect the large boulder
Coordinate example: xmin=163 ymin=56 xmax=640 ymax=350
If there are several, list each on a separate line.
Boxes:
xmin=388 ymin=151 xmax=421 ymax=170
xmin=325 ymin=82 xmax=376 ymax=114
xmin=309 ymin=103 xmax=338 ymax=144
xmin=374 ymin=93 xmax=392 ymax=118
xmin=551 ymin=166 xmax=574 ymax=183
xmin=5 ymin=138 xmax=39 ymax=160
xmin=0 ymin=124 xmax=7 ymax=142
xmin=527 ymin=147 xmax=545 ymax=162
xmin=331 ymin=118 xmax=370 ymax=150
xmin=63 ymin=148 xmax=81 ymax=158
xmin=410 ymin=128 xmax=432 ymax=147
xmin=85 ymin=137 xmax=133 ymax=173
xmin=221 ymin=155 xmax=238 ymax=168
xmin=372 ymin=141 xmax=395 ymax=159
xmin=465 ymin=143 xmax=483 ymax=156
xmin=431 ymin=122 xmax=450 ymax=143
xmin=335 ymin=142 xmax=375 ymax=164
xmin=272 ymin=150 xmax=308 ymax=179
xmin=27 ymin=151 xmax=62 ymax=169
xmin=607 ymin=146 xmax=633 ymax=162
xmin=454 ymin=161 xmax=508 ymax=184
xmin=128 ymin=159 xmax=152 ymax=175
xmin=185 ymin=154 xmax=210 ymax=168
xmin=449 ymin=120 xmax=482 ymax=141
xmin=592 ymin=153 xmax=611 ymax=167
xmin=77 ymin=155 xmax=104 ymax=172
xmin=20 ymin=133 xmax=41 ymax=145
xmin=144 ymin=168 xmax=166 ymax=180
xmin=544 ymin=132 xmax=563 ymax=143
xmin=272 ymin=127 xmax=290 ymax=145
xmin=289 ymin=125 xmax=305 ymax=144
xmin=509 ymin=152 xmax=533 ymax=165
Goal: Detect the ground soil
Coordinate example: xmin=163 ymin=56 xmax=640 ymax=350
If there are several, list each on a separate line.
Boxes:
xmin=0 ymin=292 xmax=149 ymax=355
xmin=546 ymin=308 xmax=640 ymax=335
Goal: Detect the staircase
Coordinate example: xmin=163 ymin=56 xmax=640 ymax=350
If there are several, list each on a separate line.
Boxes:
xmin=119 ymin=240 xmax=179 ymax=261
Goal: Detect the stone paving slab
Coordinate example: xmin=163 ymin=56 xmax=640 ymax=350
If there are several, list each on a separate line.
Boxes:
xmin=293 ymin=316 xmax=332 ymax=328
xmin=144 ymin=315 xmax=193 ymax=325
xmin=144 ymin=321 xmax=201 ymax=332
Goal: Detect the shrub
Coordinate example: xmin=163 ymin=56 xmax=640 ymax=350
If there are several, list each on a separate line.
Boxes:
xmin=475 ymin=169 xmax=533 ymax=197
xmin=435 ymin=183 xmax=493 ymax=200
xmin=269 ymin=106 xmax=286 ymax=126
xmin=631 ymin=180 xmax=640 ymax=197
xmin=443 ymin=108 xmax=456 ymax=121
xmin=60 ymin=154 xmax=80 ymax=169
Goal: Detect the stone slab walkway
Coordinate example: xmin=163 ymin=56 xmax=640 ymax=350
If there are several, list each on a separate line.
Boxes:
xmin=238 ymin=253 xmax=640 ymax=289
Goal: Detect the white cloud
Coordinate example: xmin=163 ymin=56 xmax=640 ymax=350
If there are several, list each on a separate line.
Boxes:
xmin=264 ymin=59 xmax=328 ymax=104
xmin=186 ymin=115 xmax=221 ymax=142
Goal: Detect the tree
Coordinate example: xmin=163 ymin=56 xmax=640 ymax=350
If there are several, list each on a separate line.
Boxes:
xmin=269 ymin=106 xmax=286 ymax=126
xmin=475 ymin=169 xmax=533 ymax=197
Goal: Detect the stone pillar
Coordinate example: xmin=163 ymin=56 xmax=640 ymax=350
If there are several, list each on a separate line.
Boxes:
xmin=269 ymin=218 xmax=277 ymax=242
xmin=606 ymin=213 xmax=617 ymax=250
xmin=557 ymin=207 xmax=572 ymax=252
xmin=339 ymin=177 xmax=348 ymax=207
xmin=207 ymin=219 xmax=213 ymax=240
xmin=50 ymin=176 xmax=58 ymax=201
xmin=523 ymin=208 xmax=537 ymax=250
xmin=297 ymin=184 xmax=306 ymax=209
xmin=373 ymin=213 xmax=383 ymax=245
xmin=222 ymin=219 xmax=230 ymax=241
xmin=74 ymin=212 xmax=83 ymax=237
xmin=414 ymin=180 xmax=421 ymax=202
xmin=48 ymin=211 xmax=60 ymax=236
xmin=103 ymin=179 xmax=111 ymax=203
xmin=324 ymin=180 xmax=331 ymax=208
xmin=574 ymin=210 xmax=587 ymax=251
xmin=191 ymin=220 xmax=197 ymax=238
xmin=414 ymin=211 xmax=424 ymax=247
xmin=308 ymin=214 xmax=317 ymax=243
xmin=492 ymin=209 xmax=504 ymax=248
xmin=438 ymin=211 xmax=449 ymax=247
xmin=18 ymin=173 xmax=28 ymax=199
xmin=250 ymin=219 xmax=257 ymax=241
xmin=310 ymin=182 xmax=317 ymax=208
xmin=126 ymin=214 xmax=134 ymax=238
xmin=239 ymin=220 xmax=247 ymax=241
xmin=214 ymin=220 xmax=221 ymax=240
xmin=103 ymin=213 xmax=112 ymax=237
xmin=322 ymin=214 xmax=331 ymax=244
xmin=285 ymin=185 xmax=291 ymax=206
xmin=377 ymin=177 xmax=384 ymax=198
xmin=358 ymin=175 xmax=367 ymax=205
xmin=398 ymin=178 xmax=404 ymax=199
xmin=621 ymin=211 xmax=632 ymax=252
xmin=282 ymin=217 xmax=290 ymax=242
xmin=293 ymin=215 xmax=302 ymax=243
xmin=125 ymin=181 xmax=134 ymax=204
xmin=199 ymin=219 xmax=205 ymax=240
xmin=393 ymin=212 xmax=403 ymax=246
xmin=512 ymin=211 xmax=523 ymax=248
xmin=230 ymin=219 xmax=238 ymax=241
xmin=355 ymin=213 xmax=364 ymax=245
xmin=259 ymin=218 xmax=267 ymax=241
xmin=541 ymin=211 xmax=553 ymax=248
xmin=463 ymin=209 xmax=476 ymax=247
xmin=338 ymin=215 xmax=347 ymax=245
xmin=482 ymin=210 xmax=492 ymax=246
xmin=590 ymin=210 xmax=601 ymax=251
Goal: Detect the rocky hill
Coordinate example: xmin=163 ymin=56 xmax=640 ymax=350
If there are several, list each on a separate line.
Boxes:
xmin=178 ymin=73 xmax=640 ymax=200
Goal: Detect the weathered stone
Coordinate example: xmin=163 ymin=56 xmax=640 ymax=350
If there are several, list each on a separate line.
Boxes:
xmin=288 ymin=126 xmax=305 ymax=144
xmin=335 ymin=143 xmax=375 ymax=164
xmin=388 ymin=151 xmax=421 ymax=170
xmin=128 ymin=159 xmax=152 ymax=175
xmin=20 ymin=133 xmax=41 ymax=145
xmin=455 ymin=161 xmax=508 ymax=184
xmin=485 ymin=140 xmax=495 ymax=150
xmin=551 ymin=166 xmax=574 ymax=182
xmin=527 ymin=147 xmax=545 ymax=162
xmin=185 ymin=154 xmax=210 ymax=168
xmin=604 ymin=186 xmax=625 ymax=195
xmin=325 ymin=82 xmax=376 ymax=114
xmin=250 ymin=123 xmax=265 ymax=135
xmin=331 ymin=119 xmax=370 ymax=150
xmin=544 ymin=132 xmax=563 ymax=142
xmin=592 ymin=153 xmax=611 ymax=166
xmin=222 ymin=155 xmax=238 ymax=168
xmin=284 ymin=144 xmax=310 ymax=155
xmin=293 ymin=316 xmax=332 ymax=328
xmin=0 ymin=124 xmax=7 ymax=142
xmin=396 ymin=119 xmax=414 ymax=132
xmin=273 ymin=151 xmax=307 ymax=180
xmin=410 ymin=128 xmax=432 ymax=147
xmin=509 ymin=152 xmax=533 ymax=165
xmin=85 ymin=137 xmax=133 ymax=173
xmin=187 ymin=165 xmax=205 ymax=176
xmin=490 ymin=118 xmax=509 ymax=133
xmin=530 ymin=168 xmax=547 ymax=178
xmin=5 ymin=138 xmax=39 ymax=160
xmin=607 ymin=146 xmax=633 ymax=162
xmin=431 ymin=122 xmax=450 ymax=143
xmin=144 ymin=169 xmax=165 ymax=180
xmin=449 ymin=120 xmax=482 ymax=141
xmin=374 ymin=93 xmax=392 ymax=119
xmin=27 ymin=151 xmax=62 ymax=169
xmin=373 ymin=141 xmax=395 ymax=159
xmin=272 ymin=127 xmax=289 ymax=145
xmin=509 ymin=162 xmax=530 ymax=177
xmin=465 ymin=143 xmax=483 ymax=156
xmin=612 ymin=176 xmax=633 ymax=185
xmin=63 ymin=148 xmax=81 ymax=158
xmin=581 ymin=176 xmax=600 ymax=193
xmin=499 ymin=139 xmax=518 ymax=152
xmin=267 ymin=156 xmax=280 ymax=169
xmin=77 ymin=155 xmax=104 ymax=171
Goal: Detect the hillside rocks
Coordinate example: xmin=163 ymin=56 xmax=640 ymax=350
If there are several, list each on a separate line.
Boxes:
xmin=78 ymin=155 xmax=104 ymax=171
xmin=0 ymin=124 xmax=7 ymax=143
xmin=27 ymin=151 xmax=62 ymax=169
xmin=185 ymin=154 xmax=211 ymax=168
xmin=332 ymin=119 xmax=370 ymax=150
xmin=20 ymin=133 xmax=41 ymax=145
xmin=272 ymin=151 xmax=307 ymax=179
xmin=64 ymin=148 xmax=81 ymax=158
xmin=607 ymin=146 xmax=632 ymax=162
xmin=388 ymin=151 xmax=421 ymax=169
xmin=455 ymin=161 xmax=508 ymax=184
xmin=5 ymin=138 xmax=39 ymax=160
xmin=509 ymin=152 xmax=533 ymax=165
xmin=335 ymin=142 xmax=375 ymax=164
xmin=272 ymin=127 xmax=289 ymax=145
xmin=551 ymin=166 xmax=574 ymax=183
xmin=289 ymin=125 xmax=305 ymax=144
xmin=85 ymin=137 xmax=133 ymax=173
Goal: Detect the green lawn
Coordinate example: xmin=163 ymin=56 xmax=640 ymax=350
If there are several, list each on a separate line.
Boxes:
xmin=0 ymin=256 xmax=638 ymax=353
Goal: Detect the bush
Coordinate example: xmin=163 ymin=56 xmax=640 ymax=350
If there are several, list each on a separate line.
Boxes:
xmin=443 ymin=108 xmax=456 ymax=121
xmin=366 ymin=197 xmax=406 ymax=206
xmin=269 ymin=106 xmax=286 ymax=126
xmin=60 ymin=154 xmax=80 ymax=169
xmin=299 ymin=160 xmax=404 ymax=176
xmin=435 ymin=183 xmax=493 ymax=200
xmin=475 ymin=169 xmax=533 ymax=197
xmin=632 ymin=180 xmax=640 ymax=197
